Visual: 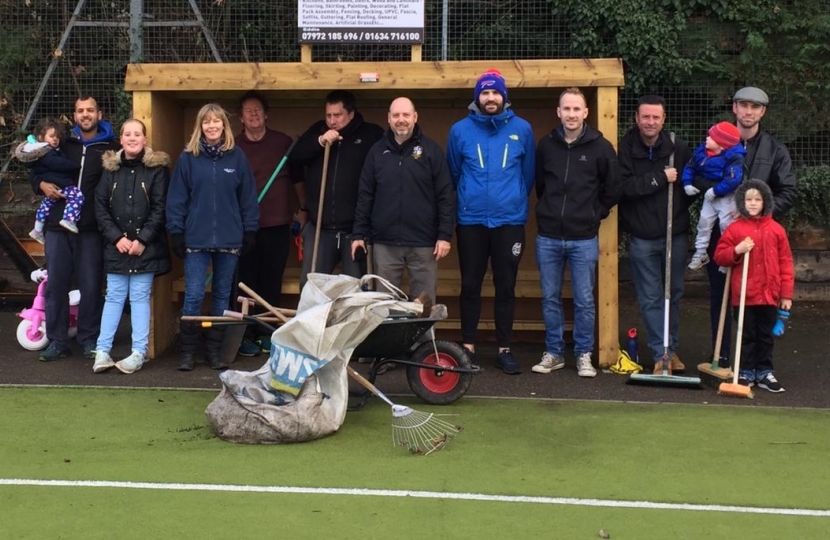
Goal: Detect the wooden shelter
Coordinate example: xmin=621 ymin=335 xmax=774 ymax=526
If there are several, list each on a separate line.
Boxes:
xmin=124 ymin=57 xmax=625 ymax=367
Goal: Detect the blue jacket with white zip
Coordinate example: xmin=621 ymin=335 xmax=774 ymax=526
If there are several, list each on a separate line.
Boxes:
xmin=447 ymin=103 xmax=535 ymax=227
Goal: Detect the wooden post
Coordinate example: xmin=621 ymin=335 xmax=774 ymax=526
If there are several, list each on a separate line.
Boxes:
xmin=301 ymin=44 xmax=312 ymax=63
xmin=134 ymin=91 xmax=184 ymax=359
xmin=595 ymin=86 xmax=619 ymax=368
xmin=410 ymin=44 xmax=422 ymax=62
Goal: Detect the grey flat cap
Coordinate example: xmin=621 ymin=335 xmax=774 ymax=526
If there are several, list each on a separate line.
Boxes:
xmin=733 ymin=87 xmax=769 ymax=105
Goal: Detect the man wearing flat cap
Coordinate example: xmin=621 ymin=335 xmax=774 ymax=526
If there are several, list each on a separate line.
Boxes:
xmin=695 ymin=86 xmax=797 ymax=370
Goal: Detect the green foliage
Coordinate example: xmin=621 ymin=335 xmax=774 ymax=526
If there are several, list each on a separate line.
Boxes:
xmin=548 ymin=0 xmax=694 ymax=92
xmin=547 ymin=0 xmax=830 ymax=141
xmin=786 ymin=166 xmax=830 ymax=230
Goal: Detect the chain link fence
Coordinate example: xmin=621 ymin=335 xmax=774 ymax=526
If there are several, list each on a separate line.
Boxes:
xmin=1 ymin=0 xmax=828 ymax=186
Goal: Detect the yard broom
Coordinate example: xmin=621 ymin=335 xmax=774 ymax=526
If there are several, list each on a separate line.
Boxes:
xmin=347 ymin=366 xmax=463 ymax=455
xmin=718 ymin=249 xmax=754 ymax=399
xmin=698 ymin=266 xmax=734 ymax=387
xmin=628 ymin=132 xmax=701 ymax=388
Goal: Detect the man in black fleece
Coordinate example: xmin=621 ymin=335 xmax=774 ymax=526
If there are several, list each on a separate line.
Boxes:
xmin=290 ymin=90 xmax=384 ymax=285
xmin=350 ymin=97 xmax=454 ymax=304
xmin=617 ymin=95 xmax=693 ymax=375
xmin=532 ymin=88 xmax=617 ymax=379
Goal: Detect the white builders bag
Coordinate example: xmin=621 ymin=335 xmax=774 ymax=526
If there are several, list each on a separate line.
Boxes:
xmin=205 ymin=273 xmax=420 ymax=444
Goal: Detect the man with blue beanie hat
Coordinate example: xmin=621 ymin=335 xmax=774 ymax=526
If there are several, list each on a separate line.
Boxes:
xmin=447 ymin=68 xmax=535 ymax=375
xmin=474 ymin=68 xmax=509 ymax=105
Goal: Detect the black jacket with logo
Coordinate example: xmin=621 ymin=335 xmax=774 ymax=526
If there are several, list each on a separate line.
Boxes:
xmin=535 ymin=125 xmax=618 ymax=240
xmin=291 ymin=112 xmax=384 ymax=231
xmin=352 ymin=125 xmax=455 ymax=247
xmin=618 ymin=127 xmax=694 ymax=240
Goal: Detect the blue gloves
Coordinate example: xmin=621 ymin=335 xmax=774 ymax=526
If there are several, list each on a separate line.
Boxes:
xmin=772 ymin=309 xmax=790 ymax=337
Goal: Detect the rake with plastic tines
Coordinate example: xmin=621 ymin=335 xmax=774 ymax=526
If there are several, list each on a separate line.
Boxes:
xmin=347 ymin=366 xmax=463 ymax=455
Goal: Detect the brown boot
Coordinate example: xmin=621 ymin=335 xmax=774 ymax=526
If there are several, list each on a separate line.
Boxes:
xmin=653 ymin=360 xmax=673 ymax=375
xmin=670 ymin=354 xmax=686 ymax=373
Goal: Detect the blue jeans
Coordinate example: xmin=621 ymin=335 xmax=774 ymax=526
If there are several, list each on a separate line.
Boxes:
xmin=183 ymin=251 xmax=239 ymax=317
xmin=628 ymin=234 xmax=687 ymax=361
xmin=537 ymin=235 xmax=598 ymax=356
xmin=96 ymin=273 xmax=155 ymax=355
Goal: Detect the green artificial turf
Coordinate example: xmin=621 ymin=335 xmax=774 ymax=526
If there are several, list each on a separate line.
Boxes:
xmin=2 ymin=387 xmax=829 ymax=539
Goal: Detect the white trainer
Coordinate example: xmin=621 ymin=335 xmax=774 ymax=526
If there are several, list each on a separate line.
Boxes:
xmin=59 ymin=219 xmax=79 ymax=233
xmin=93 ymin=350 xmax=115 ymax=373
xmin=576 ymin=352 xmax=597 ymax=378
xmin=116 ymin=350 xmax=145 ymax=374
xmin=532 ymin=351 xmax=565 ymax=374
xmin=29 ymin=229 xmax=45 ymax=245
xmin=687 ymin=251 xmax=710 ymax=270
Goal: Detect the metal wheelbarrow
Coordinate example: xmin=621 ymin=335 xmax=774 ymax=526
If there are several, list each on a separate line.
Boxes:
xmin=349 ymin=315 xmax=480 ymax=407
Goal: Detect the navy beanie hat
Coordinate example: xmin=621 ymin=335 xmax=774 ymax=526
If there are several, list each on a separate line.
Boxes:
xmin=474 ymin=69 xmax=508 ymax=103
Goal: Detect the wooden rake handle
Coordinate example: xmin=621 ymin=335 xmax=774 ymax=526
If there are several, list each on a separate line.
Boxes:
xmin=237 ymin=282 xmax=290 ymax=323
xmin=347 ymin=366 xmax=395 ymax=407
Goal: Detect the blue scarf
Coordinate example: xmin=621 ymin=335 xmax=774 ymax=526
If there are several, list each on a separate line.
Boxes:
xmin=199 ymin=137 xmax=225 ymax=160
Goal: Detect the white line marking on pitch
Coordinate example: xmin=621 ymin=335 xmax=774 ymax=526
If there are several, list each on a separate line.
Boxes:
xmin=1 ymin=479 xmax=828 ymax=517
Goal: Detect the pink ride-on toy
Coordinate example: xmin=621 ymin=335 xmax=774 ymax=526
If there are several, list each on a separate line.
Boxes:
xmin=17 ymin=268 xmax=80 ymax=350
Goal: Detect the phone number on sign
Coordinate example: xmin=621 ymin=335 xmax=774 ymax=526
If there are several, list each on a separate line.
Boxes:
xmin=300 ymin=31 xmax=422 ymax=42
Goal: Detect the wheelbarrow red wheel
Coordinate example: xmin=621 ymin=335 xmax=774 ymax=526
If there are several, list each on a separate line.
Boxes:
xmin=406 ymin=340 xmax=473 ymax=405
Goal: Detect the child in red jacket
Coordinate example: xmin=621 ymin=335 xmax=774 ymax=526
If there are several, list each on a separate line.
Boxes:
xmin=714 ymin=179 xmax=794 ymax=392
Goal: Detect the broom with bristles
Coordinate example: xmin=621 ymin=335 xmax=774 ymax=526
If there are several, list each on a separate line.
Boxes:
xmin=348 ymin=366 xmax=463 ymax=455
xmin=718 ymin=245 xmax=754 ymax=399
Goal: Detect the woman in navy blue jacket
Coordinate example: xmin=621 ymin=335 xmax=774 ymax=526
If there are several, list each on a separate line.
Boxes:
xmin=166 ymin=103 xmax=259 ymax=371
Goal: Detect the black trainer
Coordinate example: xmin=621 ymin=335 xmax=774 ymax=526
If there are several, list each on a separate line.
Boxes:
xmin=757 ymin=373 xmax=785 ymax=393
xmin=82 ymin=341 xmax=97 ymax=360
xmin=462 ymin=347 xmax=480 ymax=370
xmin=496 ymin=349 xmax=522 ymax=375
xmin=737 ymin=376 xmax=755 ymax=387
xmin=39 ymin=343 xmax=71 ymax=362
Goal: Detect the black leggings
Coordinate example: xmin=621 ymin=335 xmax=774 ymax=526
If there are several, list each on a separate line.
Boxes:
xmin=736 ymin=305 xmax=777 ymax=374
xmin=456 ymin=224 xmax=524 ymax=348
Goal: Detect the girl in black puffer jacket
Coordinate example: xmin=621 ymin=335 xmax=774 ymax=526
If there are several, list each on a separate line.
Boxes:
xmin=92 ymin=119 xmax=170 ymax=375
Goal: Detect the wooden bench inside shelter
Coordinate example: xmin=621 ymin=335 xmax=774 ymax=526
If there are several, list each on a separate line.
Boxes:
xmin=124 ymin=53 xmax=623 ymax=366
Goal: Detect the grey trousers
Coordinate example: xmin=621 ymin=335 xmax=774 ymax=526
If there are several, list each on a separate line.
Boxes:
xmin=300 ymin=222 xmax=365 ymax=287
xmin=372 ymin=243 xmax=437 ymax=302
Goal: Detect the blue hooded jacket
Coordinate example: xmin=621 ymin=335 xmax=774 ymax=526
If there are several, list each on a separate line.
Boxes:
xmin=447 ymin=102 xmax=535 ymax=227
xmin=681 ymin=143 xmax=746 ymax=197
